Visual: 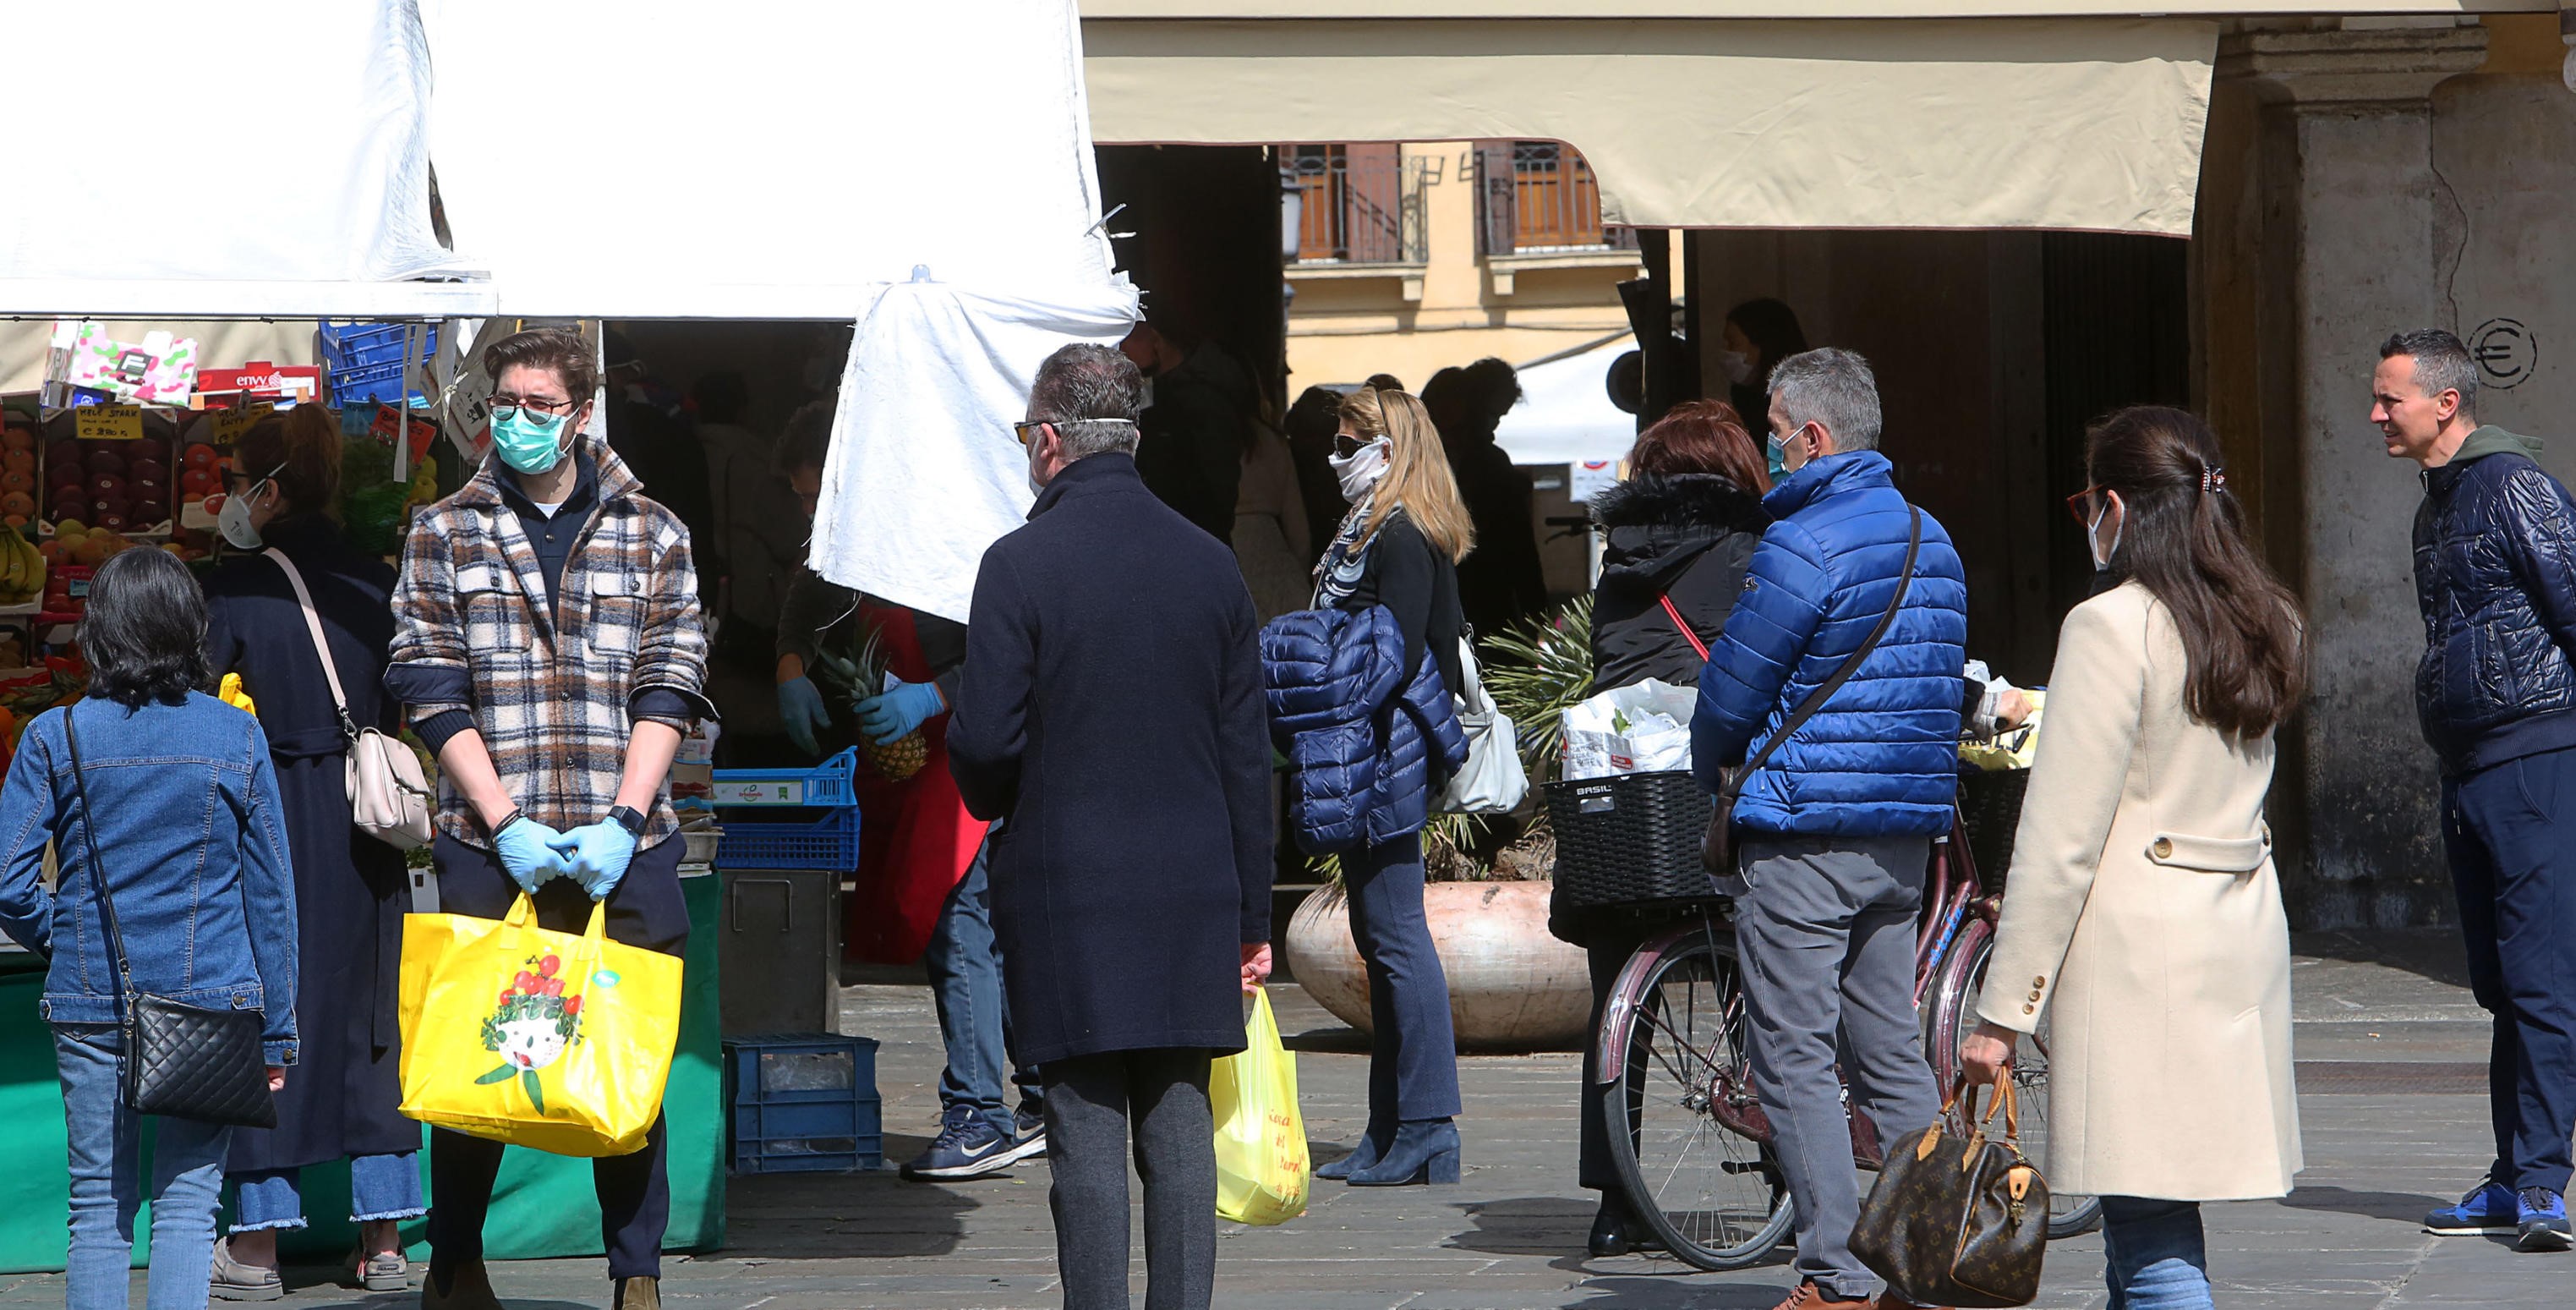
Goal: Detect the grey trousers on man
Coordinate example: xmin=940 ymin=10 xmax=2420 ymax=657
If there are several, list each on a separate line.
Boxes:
xmin=1044 ymin=1047 xmax=1217 ymax=1310
xmin=1736 ymin=834 xmax=1944 ymax=1302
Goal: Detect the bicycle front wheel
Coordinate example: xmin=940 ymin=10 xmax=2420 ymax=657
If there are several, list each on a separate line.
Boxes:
xmin=1928 ymin=916 xmax=2103 ymax=1238
xmin=1602 ymin=924 xmax=1796 ymax=1270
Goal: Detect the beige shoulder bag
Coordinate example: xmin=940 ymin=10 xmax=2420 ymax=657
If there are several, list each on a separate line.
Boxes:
xmin=265 ymin=548 xmax=435 ymax=850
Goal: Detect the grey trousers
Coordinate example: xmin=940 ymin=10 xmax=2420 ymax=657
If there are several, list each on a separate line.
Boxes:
xmin=1043 ymin=1048 xmax=1217 ymax=1310
xmin=1736 ymin=834 xmax=1944 ymax=1301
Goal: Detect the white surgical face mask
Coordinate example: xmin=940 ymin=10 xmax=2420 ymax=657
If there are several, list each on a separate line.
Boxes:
xmin=1328 ymin=437 xmax=1391 ymax=503
xmin=218 ymin=461 xmax=287 ymax=551
xmin=2087 ymin=495 xmax=2124 ymax=570
xmin=1720 ymin=349 xmax=1755 ymax=386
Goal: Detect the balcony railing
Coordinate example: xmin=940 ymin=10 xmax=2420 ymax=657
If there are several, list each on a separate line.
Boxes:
xmin=1283 ymin=145 xmax=1429 ymax=266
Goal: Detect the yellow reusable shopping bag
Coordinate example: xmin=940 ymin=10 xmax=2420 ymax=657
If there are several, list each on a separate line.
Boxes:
xmin=1211 ymin=987 xmax=1310 ymax=1225
xmin=397 ymin=893 xmax=683 ymax=1157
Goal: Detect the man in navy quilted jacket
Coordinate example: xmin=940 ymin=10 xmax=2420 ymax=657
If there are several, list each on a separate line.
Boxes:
xmin=1692 ymin=347 xmax=1970 ymax=1310
xmin=2382 ymin=328 xmax=2576 ymax=1252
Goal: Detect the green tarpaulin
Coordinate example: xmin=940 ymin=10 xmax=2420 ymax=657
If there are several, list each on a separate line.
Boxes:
xmin=0 ymin=872 xmax=724 ymax=1272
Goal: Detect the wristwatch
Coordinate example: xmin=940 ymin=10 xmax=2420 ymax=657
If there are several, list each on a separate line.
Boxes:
xmin=608 ymin=805 xmax=648 ymax=836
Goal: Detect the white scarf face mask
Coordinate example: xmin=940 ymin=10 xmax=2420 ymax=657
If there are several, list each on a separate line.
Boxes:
xmin=1328 ymin=437 xmax=1391 ymax=503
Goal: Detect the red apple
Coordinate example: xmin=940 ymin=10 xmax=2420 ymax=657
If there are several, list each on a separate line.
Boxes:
xmin=85 ymin=449 xmax=125 ymax=476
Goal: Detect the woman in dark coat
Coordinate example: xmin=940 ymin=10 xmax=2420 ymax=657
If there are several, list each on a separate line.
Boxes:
xmin=1560 ymin=400 xmax=1771 ymax=1256
xmin=1311 ymin=386 xmax=1476 ymax=1187
xmin=1720 ymin=298 xmax=1810 ymax=447
xmin=201 ymin=407 xmax=420 ymax=1297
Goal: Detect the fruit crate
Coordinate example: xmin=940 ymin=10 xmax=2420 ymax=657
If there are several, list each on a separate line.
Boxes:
xmin=318 ymin=321 xmax=439 ymax=406
xmin=722 ymin=1033 xmax=882 ymax=1174
xmin=713 ymin=808 xmax=861 ymax=871
xmin=708 ymin=748 xmax=858 ymax=808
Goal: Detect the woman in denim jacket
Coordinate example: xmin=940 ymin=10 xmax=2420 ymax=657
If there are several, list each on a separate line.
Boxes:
xmin=0 ymin=546 xmax=299 ymax=1310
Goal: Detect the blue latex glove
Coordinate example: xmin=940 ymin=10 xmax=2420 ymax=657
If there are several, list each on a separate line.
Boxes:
xmin=777 ymin=675 xmax=831 ymax=757
xmin=855 ymin=677 xmax=944 ymax=745
xmin=551 ymin=821 xmax=639 ymax=902
xmin=494 ymin=817 xmax=575 ymax=895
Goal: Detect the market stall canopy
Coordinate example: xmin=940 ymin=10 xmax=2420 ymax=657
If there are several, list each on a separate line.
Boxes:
xmin=0 ymin=2 xmax=470 ymax=318
xmin=420 ymin=0 xmax=1129 ymax=321
xmin=1082 ymin=12 xmax=2223 ymax=235
xmin=1495 ymin=334 xmax=1643 ymax=470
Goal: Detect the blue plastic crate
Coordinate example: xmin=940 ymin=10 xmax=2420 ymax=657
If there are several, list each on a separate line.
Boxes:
xmin=714 ymin=807 xmax=861 ymax=870
xmin=709 ymin=748 xmax=858 ymax=808
xmin=319 ymin=321 xmax=438 ymax=405
xmin=723 ymin=1034 xmax=882 ymax=1174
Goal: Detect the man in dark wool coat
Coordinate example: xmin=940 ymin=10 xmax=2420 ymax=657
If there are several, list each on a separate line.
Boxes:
xmin=949 ymin=342 xmax=1276 ymax=1310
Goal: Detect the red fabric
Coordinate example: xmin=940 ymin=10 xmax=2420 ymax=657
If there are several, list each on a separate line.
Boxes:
xmin=841 ymin=602 xmax=983 ymax=965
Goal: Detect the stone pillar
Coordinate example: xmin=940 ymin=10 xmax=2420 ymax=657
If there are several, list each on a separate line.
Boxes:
xmin=2218 ymin=19 xmax=2486 ymax=927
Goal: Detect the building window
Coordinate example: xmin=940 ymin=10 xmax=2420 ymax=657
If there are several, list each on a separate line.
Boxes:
xmin=1282 ymin=144 xmax=1425 ymax=265
xmin=1477 ymin=140 xmax=1633 ymax=258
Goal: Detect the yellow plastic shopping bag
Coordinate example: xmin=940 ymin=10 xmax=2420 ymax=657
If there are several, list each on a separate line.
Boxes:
xmin=1211 ymin=987 xmax=1310 ymax=1225
xmin=397 ymin=893 xmax=683 ymax=1157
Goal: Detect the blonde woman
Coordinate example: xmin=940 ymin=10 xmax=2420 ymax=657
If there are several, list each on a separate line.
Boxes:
xmin=1310 ymin=386 xmax=1477 ymax=1187
xmin=1962 ymin=406 xmax=2307 ymax=1310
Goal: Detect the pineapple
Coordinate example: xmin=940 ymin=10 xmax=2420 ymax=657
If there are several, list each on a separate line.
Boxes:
xmin=813 ymin=619 xmax=929 ymax=783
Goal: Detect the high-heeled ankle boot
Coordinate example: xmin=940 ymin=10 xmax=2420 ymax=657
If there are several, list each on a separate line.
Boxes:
xmin=1589 ymin=1194 xmax=1634 ymax=1258
xmin=1348 ymin=1118 xmax=1460 ymax=1187
xmin=1315 ymin=1122 xmax=1393 ymax=1181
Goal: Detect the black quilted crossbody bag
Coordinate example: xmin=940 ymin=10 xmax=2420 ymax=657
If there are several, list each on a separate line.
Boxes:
xmin=65 ymin=703 xmax=278 ymax=1128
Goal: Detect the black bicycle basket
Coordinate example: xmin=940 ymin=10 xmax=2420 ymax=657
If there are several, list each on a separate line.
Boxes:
xmin=1955 ymin=768 xmax=2030 ymax=894
xmin=1545 ymin=770 xmax=1725 ymax=913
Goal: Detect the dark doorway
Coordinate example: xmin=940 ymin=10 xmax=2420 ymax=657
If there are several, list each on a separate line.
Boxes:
xmin=2040 ymin=233 xmax=2192 ymax=622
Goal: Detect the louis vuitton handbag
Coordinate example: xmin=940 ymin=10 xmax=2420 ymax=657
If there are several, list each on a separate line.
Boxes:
xmin=65 ymin=704 xmax=279 ymax=1128
xmin=1851 ymin=1076 xmax=2048 ymax=1308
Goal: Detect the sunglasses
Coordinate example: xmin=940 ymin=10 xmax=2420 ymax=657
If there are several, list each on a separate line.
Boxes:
xmin=1332 ymin=433 xmax=1373 ymax=459
xmin=2065 ymin=485 xmax=2116 ymax=526
xmin=1011 ymin=420 xmax=1048 ymax=448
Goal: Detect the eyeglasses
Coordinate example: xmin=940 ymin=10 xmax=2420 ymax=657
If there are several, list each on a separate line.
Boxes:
xmin=1011 ymin=418 xmax=1139 ymax=447
xmin=1011 ymin=420 xmax=1048 ymax=448
xmin=489 ymin=395 xmax=577 ymax=424
xmin=2065 ymin=485 xmax=2109 ymax=526
xmin=1332 ymin=433 xmax=1371 ymax=459
xmin=226 ymin=459 xmax=289 ymax=495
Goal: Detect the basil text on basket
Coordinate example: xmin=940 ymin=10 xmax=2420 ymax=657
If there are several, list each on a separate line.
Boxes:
xmin=474 ymin=951 xmax=588 ymax=1113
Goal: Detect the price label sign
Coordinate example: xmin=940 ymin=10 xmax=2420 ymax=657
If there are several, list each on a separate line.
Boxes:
xmin=708 ymin=779 xmax=807 ymax=807
xmin=74 ymin=405 xmax=144 ymax=441
xmin=208 ymin=403 xmax=273 ymax=447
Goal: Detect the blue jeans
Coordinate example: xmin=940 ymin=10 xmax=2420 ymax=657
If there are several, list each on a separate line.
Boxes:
xmin=55 ymin=1024 xmax=234 ymax=1310
xmin=2442 ymin=745 xmax=2576 ymax=1196
xmin=924 ymin=836 xmax=1042 ymax=1138
xmin=1345 ymin=835 xmax=1463 ymax=1126
xmin=2101 ymin=1197 xmax=2212 ymax=1310
xmin=229 ymin=1153 xmax=426 ymax=1231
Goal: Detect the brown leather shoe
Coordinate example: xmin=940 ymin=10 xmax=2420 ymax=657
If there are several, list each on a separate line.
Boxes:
xmin=1769 ymin=1283 xmax=1873 ymax=1310
xmin=615 ymin=1275 xmax=662 ymax=1309
xmin=420 ymin=1260 xmax=500 ymax=1310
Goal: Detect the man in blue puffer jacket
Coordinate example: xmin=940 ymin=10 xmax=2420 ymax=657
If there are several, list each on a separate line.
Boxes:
xmin=1691 ymin=348 xmax=1968 ymax=1310
xmin=2382 ymin=327 xmax=2576 ymax=1252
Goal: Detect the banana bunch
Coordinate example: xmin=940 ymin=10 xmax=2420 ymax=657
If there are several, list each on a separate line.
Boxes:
xmin=0 ymin=528 xmax=43 ymax=606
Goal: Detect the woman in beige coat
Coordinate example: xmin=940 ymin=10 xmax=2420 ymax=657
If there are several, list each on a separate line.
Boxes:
xmin=1961 ymin=406 xmax=2308 ymax=1310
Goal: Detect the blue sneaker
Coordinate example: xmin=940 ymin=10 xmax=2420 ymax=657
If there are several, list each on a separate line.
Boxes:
xmin=2424 ymin=1177 xmax=2518 ymax=1236
xmin=901 ymin=1104 xmax=1015 ymax=1181
xmin=2518 ymin=1187 xmax=2572 ymax=1252
xmin=995 ymin=1103 xmax=1048 ymax=1168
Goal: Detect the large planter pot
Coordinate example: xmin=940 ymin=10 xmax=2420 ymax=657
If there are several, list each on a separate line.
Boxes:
xmin=1283 ymin=880 xmax=1590 ymax=1051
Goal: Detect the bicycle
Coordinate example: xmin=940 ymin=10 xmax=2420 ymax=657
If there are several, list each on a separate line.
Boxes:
xmin=1594 ymin=807 xmax=2102 ymax=1273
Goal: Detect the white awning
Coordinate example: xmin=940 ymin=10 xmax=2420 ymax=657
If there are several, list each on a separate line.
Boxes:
xmin=0 ymin=2 xmax=468 ymax=318
xmin=1085 ymin=16 xmax=2221 ymax=235
xmin=1495 ymin=334 xmax=1644 ymax=469
xmin=420 ymin=0 xmax=1130 ymax=321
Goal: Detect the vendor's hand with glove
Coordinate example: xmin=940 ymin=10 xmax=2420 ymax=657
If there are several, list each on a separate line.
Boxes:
xmin=777 ymin=671 xmax=832 ymax=757
xmin=855 ymin=677 xmax=944 ymax=745
xmin=552 ymin=810 xmax=643 ymax=902
xmin=493 ymin=814 xmax=576 ymax=895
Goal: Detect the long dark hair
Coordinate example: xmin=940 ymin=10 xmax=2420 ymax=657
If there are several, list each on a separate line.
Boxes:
xmin=1629 ymin=399 xmax=1770 ymax=493
xmin=1726 ymin=298 xmax=1809 ymax=381
xmin=2087 ymin=405 xmax=2305 ymax=740
xmin=79 ymin=547 xmax=209 ymax=709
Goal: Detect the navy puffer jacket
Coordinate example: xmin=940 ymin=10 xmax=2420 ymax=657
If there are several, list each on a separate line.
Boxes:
xmin=1262 ymin=605 xmax=1468 ymax=852
xmin=1692 ymin=452 xmax=1969 ymax=837
xmin=2411 ymin=425 xmax=2576 ymax=775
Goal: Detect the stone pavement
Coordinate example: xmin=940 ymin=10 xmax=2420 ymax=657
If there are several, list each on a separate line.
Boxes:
xmin=2 ymin=929 xmax=2565 ymax=1308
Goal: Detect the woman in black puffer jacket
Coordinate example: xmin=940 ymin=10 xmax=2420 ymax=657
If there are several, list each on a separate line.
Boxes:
xmin=1558 ymin=399 xmax=1771 ymax=1257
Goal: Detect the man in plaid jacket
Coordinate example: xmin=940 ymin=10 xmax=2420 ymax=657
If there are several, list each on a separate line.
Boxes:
xmin=386 ymin=326 xmax=710 ymax=1310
